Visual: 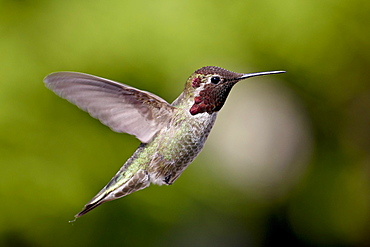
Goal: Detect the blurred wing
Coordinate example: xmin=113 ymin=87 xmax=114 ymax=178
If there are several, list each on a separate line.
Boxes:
xmin=44 ymin=72 xmax=174 ymax=143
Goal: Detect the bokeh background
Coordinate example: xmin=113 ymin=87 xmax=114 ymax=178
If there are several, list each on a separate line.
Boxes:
xmin=1 ymin=0 xmax=370 ymax=246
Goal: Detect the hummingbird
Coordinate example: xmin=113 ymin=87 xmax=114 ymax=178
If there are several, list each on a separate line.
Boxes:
xmin=44 ymin=66 xmax=285 ymax=219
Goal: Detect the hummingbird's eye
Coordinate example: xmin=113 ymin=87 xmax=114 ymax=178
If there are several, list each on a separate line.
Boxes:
xmin=210 ymin=76 xmax=221 ymax=84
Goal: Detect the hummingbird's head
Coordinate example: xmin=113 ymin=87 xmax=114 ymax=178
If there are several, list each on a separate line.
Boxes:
xmin=187 ymin=66 xmax=285 ymax=115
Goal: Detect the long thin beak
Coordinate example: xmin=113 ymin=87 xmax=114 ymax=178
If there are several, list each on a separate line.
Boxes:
xmin=238 ymin=70 xmax=286 ymax=80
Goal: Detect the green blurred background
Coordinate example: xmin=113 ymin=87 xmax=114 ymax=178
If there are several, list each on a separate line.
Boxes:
xmin=1 ymin=0 xmax=369 ymax=246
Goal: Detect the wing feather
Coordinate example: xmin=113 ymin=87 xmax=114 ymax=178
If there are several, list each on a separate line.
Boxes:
xmin=44 ymin=72 xmax=174 ymax=143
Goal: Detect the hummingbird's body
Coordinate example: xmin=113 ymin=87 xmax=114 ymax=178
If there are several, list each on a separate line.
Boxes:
xmin=44 ymin=66 xmax=284 ymax=218
xmin=80 ymin=107 xmax=217 ymax=216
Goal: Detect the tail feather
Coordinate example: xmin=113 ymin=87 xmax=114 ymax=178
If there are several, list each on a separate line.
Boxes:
xmin=75 ymin=200 xmax=104 ymax=218
xmin=71 ymin=169 xmax=151 ymax=220
xmin=74 ymin=193 xmax=110 ymax=218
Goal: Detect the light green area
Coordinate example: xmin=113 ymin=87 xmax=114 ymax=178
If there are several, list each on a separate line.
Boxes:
xmin=1 ymin=0 xmax=369 ymax=246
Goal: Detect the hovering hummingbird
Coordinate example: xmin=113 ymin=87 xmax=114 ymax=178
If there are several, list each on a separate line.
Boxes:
xmin=44 ymin=66 xmax=285 ymax=218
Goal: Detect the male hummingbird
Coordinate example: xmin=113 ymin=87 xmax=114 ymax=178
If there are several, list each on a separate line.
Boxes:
xmin=44 ymin=66 xmax=285 ymax=218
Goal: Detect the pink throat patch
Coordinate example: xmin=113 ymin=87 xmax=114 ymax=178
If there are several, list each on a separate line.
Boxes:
xmin=189 ymin=95 xmax=214 ymax=115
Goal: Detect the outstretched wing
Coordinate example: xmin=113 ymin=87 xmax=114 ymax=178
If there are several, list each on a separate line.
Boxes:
xmin=44 ymin=72 xmax=175 ymax=143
